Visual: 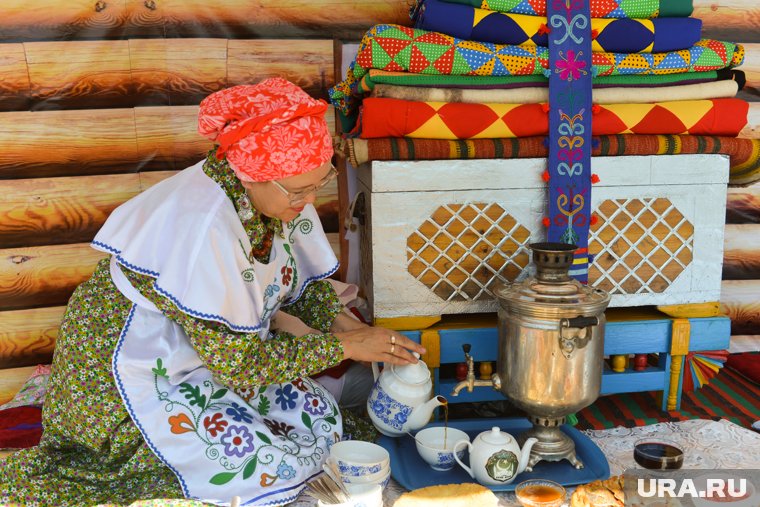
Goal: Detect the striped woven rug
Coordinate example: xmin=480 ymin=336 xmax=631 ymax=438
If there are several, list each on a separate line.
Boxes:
xmin=575 ymin=366 xmax=760 ymax=430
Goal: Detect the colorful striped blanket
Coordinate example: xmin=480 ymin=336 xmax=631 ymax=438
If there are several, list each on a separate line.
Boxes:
xmin=329 ymin=24 xmax=745 ymax=115
xmin=429 ymin=0 xmax=693 ymax=18
xmin=414 ymin=0 xmax=702 ymax=53
xmin=339 ymin=135 xmax=760 ymax=186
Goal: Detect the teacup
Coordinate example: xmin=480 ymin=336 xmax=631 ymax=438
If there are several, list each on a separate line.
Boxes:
xmin=414 ymin=426 xmax=470 ymax=471
xmin=341 ymin=467 xmax=391 ymax=490
xmin=316 ymin=482 xmax=383 ymax=507
xmin=330 ymin=440 xmax=390 ymax=478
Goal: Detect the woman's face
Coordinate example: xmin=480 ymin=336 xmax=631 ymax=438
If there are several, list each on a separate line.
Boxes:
xmin=241 ymin=161 xmax=333 ymax=223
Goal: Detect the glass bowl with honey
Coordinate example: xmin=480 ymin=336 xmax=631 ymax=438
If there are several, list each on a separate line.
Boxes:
xmin=515 ymin=479 xmax=566 ymax=507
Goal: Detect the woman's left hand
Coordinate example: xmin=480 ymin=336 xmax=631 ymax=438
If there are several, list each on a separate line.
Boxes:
xmin=333 ymin=326 xmax=426 ymax=366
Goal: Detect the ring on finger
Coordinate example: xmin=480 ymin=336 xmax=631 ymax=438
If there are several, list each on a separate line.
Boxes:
xmin=390 ymin=343 xmax=395 ymax=354
xmin=391 ymin=335 xmax=396 ymax=345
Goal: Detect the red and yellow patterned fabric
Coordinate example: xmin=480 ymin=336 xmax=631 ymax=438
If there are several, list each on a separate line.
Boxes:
xmin=358 ymin=97 xmax=748 ymax=139
xmin=198 ymin=77 xmax=333 ymax=183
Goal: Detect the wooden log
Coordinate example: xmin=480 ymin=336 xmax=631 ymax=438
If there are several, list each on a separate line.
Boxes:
xmin=0 ymin=306 xmax=63 ymax=369
xmin=147 ymin=0 xmax=407 ymax=40
xmin=24 ymin=40 xmax=132 ymax=110
xmin=0 ymin=0 xmax=130 ymax=42
xmin=121 ymin=0 xmax=165 ymax=39
xmin=0 ymin=243 xmax=106 ymax=311
xmin=0 ymin=0 xmax=756 ymax=42
xmin=0 ymin=108 xmax=140 ymax=178
xmin=0 ymin=39 xmax=333 ymax=110
xmin=139 ymin=170 xmax=177 ymax=190
xmin=0 ymin=0 xmax=406 ymax=41
xmin=0 ymin=105 xmax=336 ymax=178
xmin=727 ymin=183 xmax=760 ymax=223
xmin=0 ymin=43 xmax=30 ymax=110
xmin=739 ymin=43 xmax=759 ymax=99
xmin=723 ymin=224 xmax=760 ymax=279
xmin=721 ymin=279 xmax=760 ymax=335
xmin=0 ymin=366 xmax=37 ymax=405
xmin=0 ymin=174 xmax=142 ymax=248
xmin=694 ymin=0 xmax=760 ymax=43
xmin=133 ymin=105 xmax=210 ymax=172
xmin=227 ymin=40 xmax=334 ymax=98
xmin=0 ymin=169 xmax=339 ymax=248
xmin=740 ymin=102 xmax=760 ymax=140
xmin=129 ymin=38 xmax=227 ymax=106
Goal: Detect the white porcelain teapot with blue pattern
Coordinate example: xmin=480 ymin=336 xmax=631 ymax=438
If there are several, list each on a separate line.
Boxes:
xmin=366 ymin=353 xmax=446 ymax=437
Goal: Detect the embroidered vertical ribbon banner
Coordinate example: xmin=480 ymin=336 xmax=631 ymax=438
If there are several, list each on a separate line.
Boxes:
xmin=546 ymin=0 xmax=593 ymax=282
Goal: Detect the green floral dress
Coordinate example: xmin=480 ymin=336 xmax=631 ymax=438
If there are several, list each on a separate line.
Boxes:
xmin=0 ymin=152 xmax=361 ymax=507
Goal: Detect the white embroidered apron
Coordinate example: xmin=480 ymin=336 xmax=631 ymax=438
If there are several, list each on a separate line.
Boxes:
xmin=97 ymin=164 xmax=342 ymax=506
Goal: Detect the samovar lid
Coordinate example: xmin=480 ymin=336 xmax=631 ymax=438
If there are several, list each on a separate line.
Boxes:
xmin=494 ymin=242 xmax=610 ymax=316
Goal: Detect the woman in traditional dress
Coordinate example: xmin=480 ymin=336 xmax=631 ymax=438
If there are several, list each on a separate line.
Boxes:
xmin=0 ymin=78 xmax=424 ymax=507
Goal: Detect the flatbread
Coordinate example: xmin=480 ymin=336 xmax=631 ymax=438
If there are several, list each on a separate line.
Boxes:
xmin=393 ymin=483 xmax=499 ymax=507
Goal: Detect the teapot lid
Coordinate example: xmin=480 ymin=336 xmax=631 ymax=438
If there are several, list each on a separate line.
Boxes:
xmin=391 ymin=352 xmax=430 ymax=385
xmin=481 ymin=427 xmax=512 ymax=445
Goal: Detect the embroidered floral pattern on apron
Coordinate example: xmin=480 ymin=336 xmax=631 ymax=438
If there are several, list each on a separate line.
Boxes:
xmin=150 ymin=359 xmax=340 ymax=489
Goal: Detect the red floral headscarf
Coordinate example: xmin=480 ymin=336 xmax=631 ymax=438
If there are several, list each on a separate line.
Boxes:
xmin=198 ymin=78 xmax=333 ymax=182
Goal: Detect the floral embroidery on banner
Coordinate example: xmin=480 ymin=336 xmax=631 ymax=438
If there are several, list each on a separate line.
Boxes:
xmin=546 ymin=0 xmax=593 ymax=281
xmin=151 ymin=357 xmax=340 ymax=487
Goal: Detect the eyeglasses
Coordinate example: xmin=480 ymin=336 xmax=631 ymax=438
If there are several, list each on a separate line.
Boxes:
xmin=271 ymin=164 xmax=338 ymax=207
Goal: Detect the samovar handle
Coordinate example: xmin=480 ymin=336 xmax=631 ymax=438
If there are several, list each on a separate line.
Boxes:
xmin=559 ymin=316 xmax=599 ymax=358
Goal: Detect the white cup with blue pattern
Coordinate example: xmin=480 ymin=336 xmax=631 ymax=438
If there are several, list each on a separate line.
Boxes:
xmin=414 ymin=426 xmax=470 ymax=471
xmin=330 ymin=440 xmax=390 ymax=479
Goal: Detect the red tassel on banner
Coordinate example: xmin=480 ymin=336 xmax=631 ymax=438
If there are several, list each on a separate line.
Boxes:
xmin=542 ymin=217 xmax=551 ymax=227
xmin=542 ymin=170 xmax=551 ymax=182
xmin=591 ymin=173 xmax=600 ymax=184
xmin=590 ymin=215 xmax=598 ymax=226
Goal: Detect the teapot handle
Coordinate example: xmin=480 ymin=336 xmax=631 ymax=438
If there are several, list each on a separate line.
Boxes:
xmin=453 ymin=440 xmax=474 ymax=479
xmin=371 ymin=362 xmax=380 ymax=382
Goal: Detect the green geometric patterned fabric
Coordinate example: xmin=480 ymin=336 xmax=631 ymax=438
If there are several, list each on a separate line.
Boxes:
xmin=434 ymin=0 xmax=693 ymax=18
xmin=328 ymin=24 xmax=745 ymax=115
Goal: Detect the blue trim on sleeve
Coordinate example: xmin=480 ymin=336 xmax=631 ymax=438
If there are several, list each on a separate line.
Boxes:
xmin=92 ymin=240 xmax=261 ymax=333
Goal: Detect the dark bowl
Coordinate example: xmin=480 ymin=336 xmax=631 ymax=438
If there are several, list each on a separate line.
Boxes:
xmin=633 ymin=439 xmax=684 ymax=470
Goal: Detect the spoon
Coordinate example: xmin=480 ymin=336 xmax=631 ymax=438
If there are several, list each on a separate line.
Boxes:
xmin=323 ymin=457 xmax=352 ymax=498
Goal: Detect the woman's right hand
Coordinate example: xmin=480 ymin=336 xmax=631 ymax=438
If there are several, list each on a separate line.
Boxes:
xmin=333 ymin=327 xmax=426 ymax=366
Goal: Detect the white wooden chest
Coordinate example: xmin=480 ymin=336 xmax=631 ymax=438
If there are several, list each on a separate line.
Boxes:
xmin=356 ymin=154 xmax=728 ymax=320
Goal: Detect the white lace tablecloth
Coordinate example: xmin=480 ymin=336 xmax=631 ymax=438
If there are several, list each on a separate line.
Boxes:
xmin=287 ymin=419 xmax=760 ymax=506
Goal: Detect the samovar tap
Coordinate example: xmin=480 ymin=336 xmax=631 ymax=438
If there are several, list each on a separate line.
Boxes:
xmin=451 ymin=344 xmax=495 ymax=396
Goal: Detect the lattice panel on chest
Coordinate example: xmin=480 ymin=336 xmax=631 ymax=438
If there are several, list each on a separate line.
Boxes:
xmin=588 ymin=197 xmax=694 ymax=294
xmin=405 ymin=202 xmax=531 ymax=301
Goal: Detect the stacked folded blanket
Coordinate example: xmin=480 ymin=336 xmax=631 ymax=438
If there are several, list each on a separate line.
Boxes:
xmin=329 ymin=0 xmax=756 ymax=185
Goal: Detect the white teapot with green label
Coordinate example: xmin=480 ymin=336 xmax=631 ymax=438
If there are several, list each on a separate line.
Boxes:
xmin=453 ymin=427 xmax=537 ymax=485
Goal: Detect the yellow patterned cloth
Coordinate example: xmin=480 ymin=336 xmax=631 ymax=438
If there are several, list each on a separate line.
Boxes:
xmin=358 ymin=97 xmax=749 ymax=139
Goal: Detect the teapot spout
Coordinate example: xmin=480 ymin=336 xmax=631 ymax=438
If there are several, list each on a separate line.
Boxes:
xmin=518 ymin=437 xmax=538 ymax=474
xmin=404 ymin=395 xmax=447 ymax=432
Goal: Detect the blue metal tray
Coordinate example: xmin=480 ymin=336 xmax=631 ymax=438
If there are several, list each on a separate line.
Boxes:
xmin=378 ymin=418 xmax=610 ymax=492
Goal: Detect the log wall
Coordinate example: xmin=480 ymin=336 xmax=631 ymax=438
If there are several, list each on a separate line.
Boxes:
xmin=0 ymin=0 xmax=758 ymax=389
